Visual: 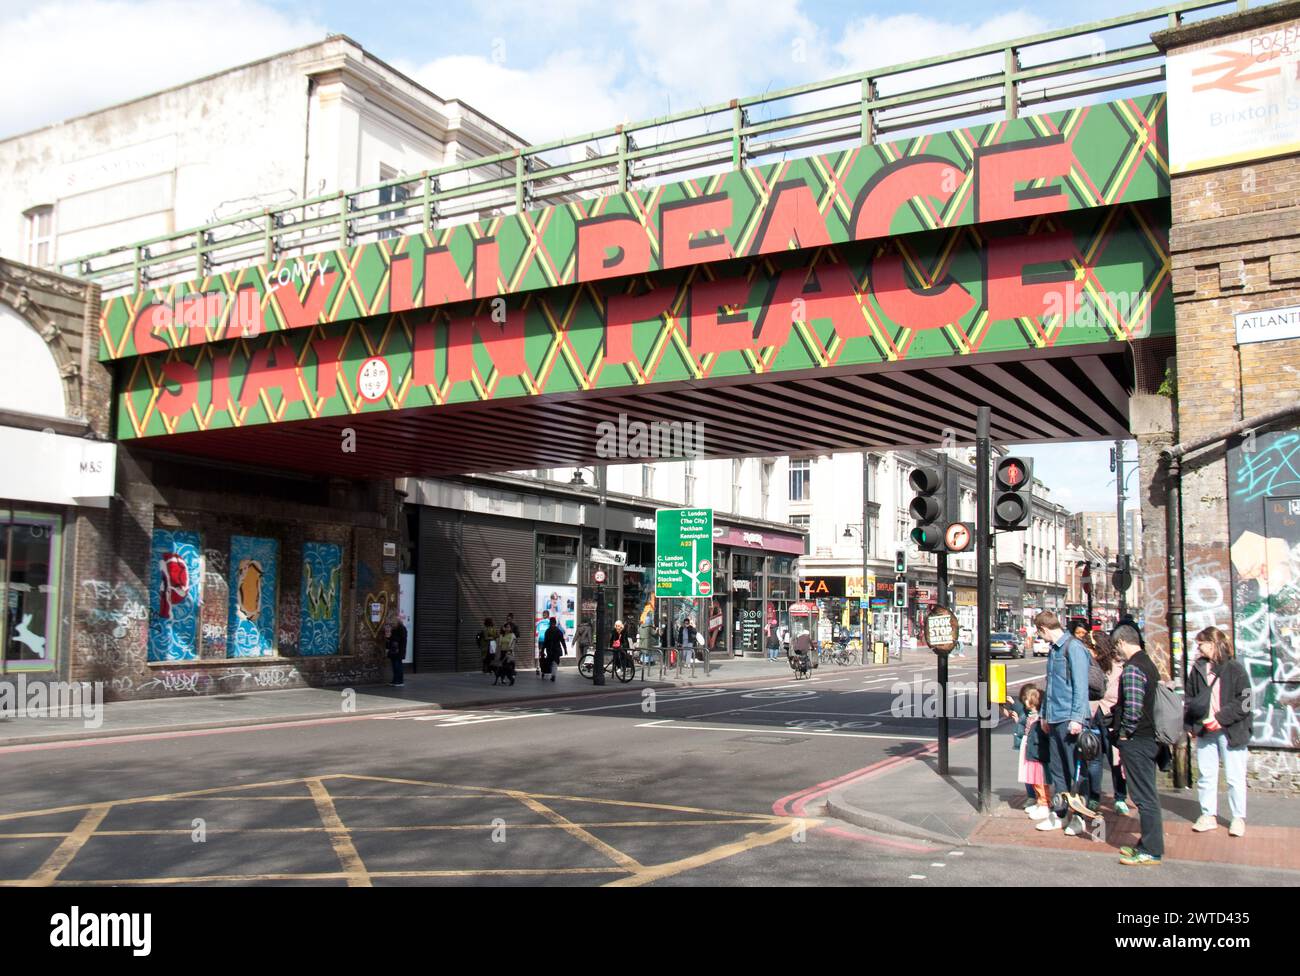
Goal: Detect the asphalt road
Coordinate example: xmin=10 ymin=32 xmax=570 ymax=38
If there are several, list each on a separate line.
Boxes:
xmin=1 ymin=653 xmax=1295 ymax=887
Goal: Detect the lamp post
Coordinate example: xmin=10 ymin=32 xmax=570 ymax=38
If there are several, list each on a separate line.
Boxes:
xmin=571 ymin=466 xmax=609 ymax=684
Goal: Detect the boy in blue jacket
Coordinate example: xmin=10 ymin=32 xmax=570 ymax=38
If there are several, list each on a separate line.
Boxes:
xmin=1034 ymin=610 xmax=1092 ymax=833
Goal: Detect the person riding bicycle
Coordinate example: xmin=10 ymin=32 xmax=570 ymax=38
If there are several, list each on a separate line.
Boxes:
xmin=789 ymin=630 xmax=813 ymax=675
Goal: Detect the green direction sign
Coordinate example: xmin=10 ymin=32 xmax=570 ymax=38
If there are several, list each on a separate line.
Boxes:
xmin=655 ymin=508 xmax=714 ymax=598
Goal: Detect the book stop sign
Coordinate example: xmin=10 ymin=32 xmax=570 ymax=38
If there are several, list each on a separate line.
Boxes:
xmin=925 ymin=607 xmax=959 ymax=654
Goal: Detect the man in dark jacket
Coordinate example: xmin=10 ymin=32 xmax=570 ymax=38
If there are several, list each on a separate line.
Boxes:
xmin=1113 ymin=624 xmax=1163 ymax=866
xmin=542 ymin=618 xmax=566 ymax=682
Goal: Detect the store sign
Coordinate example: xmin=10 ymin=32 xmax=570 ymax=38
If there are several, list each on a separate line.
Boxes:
xmin=955 ymin=586 xmax=978 ymax=607
xmin=733 ymin=579 xmax=751 ymax=591
xmin=1166 ymin=23 xmax=1300 ymax=173
xmin=0 ymin=427 xmax=116 ymax=507
xmin=1235 ymin=304 xmax=1300 ymax=345
xmin=798 ymin=576 xmax=846 ymax=598
xmin=634 ymin=516 xmax=656 ymax=532
xmin=655 ymin=507 xmax=713 ymax=597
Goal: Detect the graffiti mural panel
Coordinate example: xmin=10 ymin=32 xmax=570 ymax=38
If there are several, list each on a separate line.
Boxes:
xmin=148 ymin=529 xmax=201 ymax=662
xmin=228 ymin=535 xmax=279 ymax=658
xmin=1228 ymin=429 xmax=1300 ymax=749
xmin=299 ymin=541 xmax=342 ymax=656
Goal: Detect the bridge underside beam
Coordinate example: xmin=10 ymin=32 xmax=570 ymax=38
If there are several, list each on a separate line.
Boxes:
xmin=131 ymin=342 xmax=1133 ymax=478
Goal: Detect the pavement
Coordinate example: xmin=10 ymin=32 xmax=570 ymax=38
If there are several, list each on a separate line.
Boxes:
xmin=826 ymin=717 xmax=1300 ymax=872
xmin=0 ymin=652 xmax=804 ymax=746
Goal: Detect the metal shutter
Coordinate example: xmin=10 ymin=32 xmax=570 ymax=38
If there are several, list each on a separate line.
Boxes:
xmin=416 ymin=512 xmax=460 ymax=671
xmin=458 ymin=515 xmax=536 ymax=671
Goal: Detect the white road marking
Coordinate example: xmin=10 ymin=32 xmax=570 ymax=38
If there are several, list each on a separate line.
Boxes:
xmin=634 ymin=720 xmax=934 ymax=741
xmin=908 ymin=874 xmax=926 ymax=880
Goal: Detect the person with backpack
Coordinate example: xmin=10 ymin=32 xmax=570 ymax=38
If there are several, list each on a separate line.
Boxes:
xmin=494 ymin=626 xmax=517 ymax=686
xmin=1186 ymin=626 xmax=1252 ymax=837
xmin=1112 ymin=623 xmax=1164 ymax=866
xmin=1033 ymin=610 xmax=1092 ymax=834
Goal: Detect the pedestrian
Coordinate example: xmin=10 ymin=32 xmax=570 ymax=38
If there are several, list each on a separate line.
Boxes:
xmin=536 ymin=612 xmax=550 ymax=677
xmin=610 ymin=619 xmax=630 ymax=671
xmin=1007 ymin=684 xmax=1050 ymax=819
xmin=393 ymin=615 xmax=408 ymax=663
xmin=384 ymin=623 xmax=405 ymax=687
xmin=542 ymin=617 xmax=566 ymax=682
xmin=1186 ymin=625 xmax=1252 ymax=837
xmin=495 ymin=626 xmax=517 ymax=686
xmin=680 ymin=617 xmax=697 ymax=666
xmin=479 ymin=617 xmax=499 ymax=674
xmin=1112 ymin=623 xmax=1164 ymax=866
xmin=1033 ymin=610 xmax=1092 ymax=835
xmin=766 ymin=628 xmax=781 ymax=662
xmin=1071 ymin=631 xmax=1125 ymax=816
xmin=502 ymin=612 xmax=520 ymax=639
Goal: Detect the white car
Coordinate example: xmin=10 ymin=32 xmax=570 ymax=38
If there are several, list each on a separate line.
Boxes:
xmin=1032 ymin=636 xmax=1049 ymax=657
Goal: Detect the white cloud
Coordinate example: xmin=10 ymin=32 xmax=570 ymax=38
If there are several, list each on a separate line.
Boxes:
xmin=0 ymin=0 xmax=324 ymax=139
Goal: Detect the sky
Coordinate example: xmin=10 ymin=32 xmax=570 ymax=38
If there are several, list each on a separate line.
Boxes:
xmin=0 ymin=0 xmax=1156 ymax=513
xmin=0 ymin=0 xmax=1158 ymax=141
xmin=1005 ymin=439 xmax=1139 ymax=513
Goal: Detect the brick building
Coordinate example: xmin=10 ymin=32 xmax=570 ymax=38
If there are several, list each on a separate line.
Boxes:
xmin=1149 ymin=1 xmax=1300 ymax=791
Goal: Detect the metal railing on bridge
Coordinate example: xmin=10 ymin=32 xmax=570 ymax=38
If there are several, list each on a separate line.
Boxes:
xmin=63 ymin=0 xmax=1254 ymax=294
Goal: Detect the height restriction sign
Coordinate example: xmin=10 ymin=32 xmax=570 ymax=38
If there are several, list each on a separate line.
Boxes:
xmin=655 ymin=508 xmax=714 ymax=598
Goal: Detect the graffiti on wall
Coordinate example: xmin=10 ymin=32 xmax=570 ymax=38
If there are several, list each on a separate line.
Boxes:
xmin=80 ymin=579 xmax=149 ymax=672
xmin=147 ymin=530 xmax=201 ymax=661
xmin=1228 ymin=429 xmax=1300 ymax=749
xmin=228 ymin=535 xmax=278 ymax=657
xmin=299 ymin=541 xmax=342 ymax=656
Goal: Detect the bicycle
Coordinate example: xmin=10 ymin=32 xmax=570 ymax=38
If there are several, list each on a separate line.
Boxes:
xmin=578 ymin=648 xmax=636 ymax=683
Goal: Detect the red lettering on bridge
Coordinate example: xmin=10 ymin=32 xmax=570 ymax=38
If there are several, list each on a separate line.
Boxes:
xmin=661 ymin=195 xmax=734 ymax=269
xmin=577 ymin=214 xmax=653 ymax=281
xmin=271 ymin=272 xmax=338 ymax=330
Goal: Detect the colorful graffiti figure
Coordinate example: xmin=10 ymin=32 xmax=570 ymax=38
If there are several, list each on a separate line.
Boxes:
xmin=157 ymin=552 xmax=189 ymax=620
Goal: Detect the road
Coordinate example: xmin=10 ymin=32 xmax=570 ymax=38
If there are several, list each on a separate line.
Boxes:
xmin=1 ymin=653 xmax=1294 ymax=887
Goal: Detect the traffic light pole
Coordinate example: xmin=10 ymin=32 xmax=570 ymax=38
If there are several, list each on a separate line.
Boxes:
xmin=1115 ymin=438 xmax=1127 ymax=619
xmin=976 ymin=407 xmax=993 ymax=814
xmin=936 ymin=549 xmax=949 ymax=776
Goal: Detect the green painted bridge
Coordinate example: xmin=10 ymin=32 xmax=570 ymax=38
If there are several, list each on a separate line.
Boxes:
xmin=71 ymin=2 xmax=1251 ymax=477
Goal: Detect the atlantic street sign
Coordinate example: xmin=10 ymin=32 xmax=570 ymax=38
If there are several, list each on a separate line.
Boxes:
xmin=655 ymin=508 xmax=714 ymax=598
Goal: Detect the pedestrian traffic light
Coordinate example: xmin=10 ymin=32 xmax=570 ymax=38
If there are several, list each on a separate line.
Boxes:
xmin=894 ymin=580 xmax=908 ymax=608
xmin=894 ymin=547 xmax=908 ymax=574
xmin=993 ymin=456 xmax=1033 ymax=531
xmin=908 ymin=465 xmax=958 ymax=551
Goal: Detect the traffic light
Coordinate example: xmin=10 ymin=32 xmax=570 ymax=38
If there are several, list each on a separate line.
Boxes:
xmin=993 ymin=456 xmax=1034 ymax=531
xmin=908 ymin=465 xmax=959 ymax=552
xmin=894 ymin=580 xmax=908 ymax=608
xmin=894 ymin=548 xmax=908 ymax=574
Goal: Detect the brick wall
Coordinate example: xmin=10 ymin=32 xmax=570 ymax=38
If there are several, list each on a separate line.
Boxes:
xmin=68 ymin=446 xmax=400 ymax=701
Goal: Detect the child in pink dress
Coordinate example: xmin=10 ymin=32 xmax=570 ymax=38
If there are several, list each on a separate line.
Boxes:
xmin=1017 ymin=685 xmax=1050 ymax=818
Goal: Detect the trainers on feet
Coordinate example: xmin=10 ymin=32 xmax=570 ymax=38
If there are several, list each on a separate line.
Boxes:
xmin=1063 ymin=815 xmax=1086 ymax=836
xmin=1034 ymin=813 xmax=1062 ymax=831
xmin=1229 ymin=818 xmax=1246 ymax=837
xmin=1026 ymin=804 xmax=1050 ymax=821
xmin=1120 ymin=851 xmax=1161 ymax=866
xmin=1118 ymin=846 xmax=1137 ymax=857
xmin=1114 ymin=800 xmax=1131 ymax=816
xmin=1192 ymin=815 xmax=1218 ymax=832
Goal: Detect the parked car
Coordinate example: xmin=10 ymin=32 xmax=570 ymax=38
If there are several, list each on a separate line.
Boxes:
xmin=989 ymin=632 xmax=1023 ymax=659
xmin=1032 ymin=636 xmax=1049 ymax=657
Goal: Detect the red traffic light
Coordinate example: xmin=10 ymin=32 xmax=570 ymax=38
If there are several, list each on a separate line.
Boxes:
xmin=996 ymin=457 xmax=1027 ymax=489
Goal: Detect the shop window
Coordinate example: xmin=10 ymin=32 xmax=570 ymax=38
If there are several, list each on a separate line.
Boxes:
xmin=536 ymin=534 xmax=579 ymax=585
xmin=1 ymin=512 xmax=62 ymax=669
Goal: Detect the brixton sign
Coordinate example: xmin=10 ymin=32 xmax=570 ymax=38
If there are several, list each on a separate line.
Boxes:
xmin=655 ymin=508 xmax=713 ymax=598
